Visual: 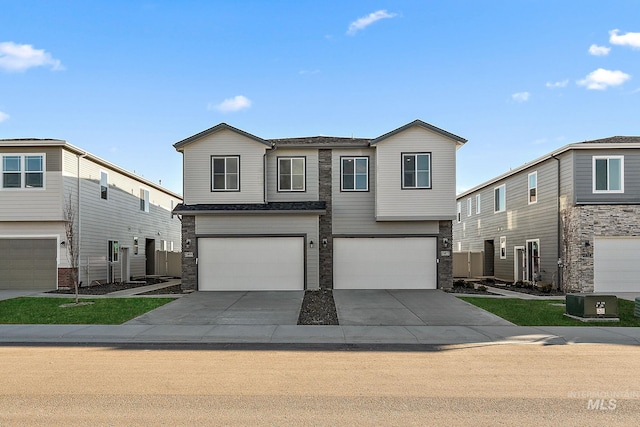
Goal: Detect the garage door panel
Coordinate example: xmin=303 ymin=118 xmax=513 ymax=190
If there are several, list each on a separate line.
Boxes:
xmin=0 ymin=238 xmax=57 ymax=290
xmin=198 ymin=237 xmax=304 ymax=291
xmin=594 ymin=238 xmax=640 ymax=292
xmin=334 ymin=238 xmax=436 ymax=290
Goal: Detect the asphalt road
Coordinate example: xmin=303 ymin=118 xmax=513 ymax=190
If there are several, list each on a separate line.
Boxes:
xmin=1 ymin=343 xmax=639 ymax=426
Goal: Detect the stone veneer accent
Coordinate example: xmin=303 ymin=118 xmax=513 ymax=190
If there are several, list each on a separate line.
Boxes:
xmin=181 ymin=215 xmax=197 ymax=291
xmin=318 ymin=149 xmax=333 ymax=289
xmin=437 ymin=220 xmax=453 ymax=289
xmin=563 ymin=204 xmax=640 ymax=292
xmin=57 ymin=268 xmax=76 ymax=289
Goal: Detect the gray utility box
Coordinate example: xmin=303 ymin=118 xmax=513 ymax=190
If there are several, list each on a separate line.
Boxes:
xmin=566 ymin=294 xmax=618 ymax=318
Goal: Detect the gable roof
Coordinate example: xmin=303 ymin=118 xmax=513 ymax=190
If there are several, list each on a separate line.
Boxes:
xmin=173 ymin=123 xmax=272 ymax=151
xmin=371 ymin=119 xmax=467 ymax=146
xmin=457 ymin=135 xmax=640 ymax=199
xmin=269 ymin=135 xmax=371 ymax=148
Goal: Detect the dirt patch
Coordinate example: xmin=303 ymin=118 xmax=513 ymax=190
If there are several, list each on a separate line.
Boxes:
xmin=297 ymin=289 xmax=339 ymax=325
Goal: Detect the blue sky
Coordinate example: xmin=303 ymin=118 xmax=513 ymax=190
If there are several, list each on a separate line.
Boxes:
xmin=1 ymin=1 xmax=639 ymax=196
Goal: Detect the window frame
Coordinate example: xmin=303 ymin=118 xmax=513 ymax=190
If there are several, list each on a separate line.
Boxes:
xmin=494 ymin=184 xmax=506 ymax=213
xmin=1 ymin=153 xmax=46 ymax=190
xmin=211 ymin=155 xmax=240 ymax=192
xmin=592 ymin=155 xmax=624 ymax=194
xmin=340 ymin=156 xmax=369 ymax=192
xmin=100 ymin=171 xmax=108 ymax=200
xmin=456 ymin=201 xmax=461 ymax=223
xmin=139 ymin=188 xmax=150 ymax=212
xmin=467 ymin=197 xmax=472 ymax=216
xmin=476 ymin=194 xmax=481 ymax=214
xmin=401 ymin=152 xmax=432 ymax=189
xmin=500 ymin=236 xmax=507 ymax=260
xmin=528 ymin=171 xmax=537 ymax=204
xmin=277 ymin=156 xmax=306 ymax=192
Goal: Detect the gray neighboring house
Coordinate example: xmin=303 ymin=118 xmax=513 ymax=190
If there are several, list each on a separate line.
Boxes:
xmin=453 ymin=136 xmax=640 ymax=293
xmin=173 ymin=120 xmax=466 ymax=291
xmin=0 ymin=139 xmax=183 ymax=290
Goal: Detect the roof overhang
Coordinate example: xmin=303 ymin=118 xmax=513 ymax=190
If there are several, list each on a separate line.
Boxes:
xmin=173 ymin=123 xmax=272 ymax=151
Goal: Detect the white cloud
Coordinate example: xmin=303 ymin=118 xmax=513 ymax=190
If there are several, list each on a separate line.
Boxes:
xmin=0 ymin=111 xmax=9 ymax=123
xmin=546 ymin=80 xmax=569 ymax=88
xmin=512 ymin=92 xmax=530 ymax=102
xmin=209 ymin=95 xmax=252 ymax=112
xmin=588 ymin=44 xmax=611 ymax=56
xmin=609 ymin=29 xmax=640 ymax=49
xmin=347 ymin=10 xmax=397 ymax=35
xmin=0 ymin=42 xmax=63 ymax=72
xmin=577 ymin=68 xmax=631 ymax=90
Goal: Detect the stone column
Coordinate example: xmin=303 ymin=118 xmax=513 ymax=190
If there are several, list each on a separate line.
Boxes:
xmin=180 ymin=215 xmax=197 ymax=291
xmin=318 ymin=149 xmax=333 ymax=289
xmin=438 ymin=220 xmax=453 ymax=289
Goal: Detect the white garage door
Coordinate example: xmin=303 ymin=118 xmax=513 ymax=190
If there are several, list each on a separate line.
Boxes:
xmin=334 ymin=237 xmax=437 ymax=289
xmin=0 ymin=238 xmax=58 ymax=290
xmin=594 ymin=237 xmax=640 ymax=292
xmin=198 ymin=237 xmax=304 ymax=291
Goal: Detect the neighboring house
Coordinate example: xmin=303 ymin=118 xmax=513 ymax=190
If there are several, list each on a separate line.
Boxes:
xmin=0 ymin=139 xmax=183 ymax=290
xmin=453 ymin=136 xmax=640 ymax=293
xmin=173 ymin=120 xmax=466 ymax=291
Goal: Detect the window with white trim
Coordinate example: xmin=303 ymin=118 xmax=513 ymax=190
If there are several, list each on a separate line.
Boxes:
xmin=211 ymin=156 xmax=239 ymax=191
xmin=476 ymin=194 xmax=481 ymax=214
xmin=140 ymin=188 xmax=150 ymax=212
xmin=593 ymin=156 xmax=623 ymax=193
xmin=341 ymin=157 xmax=368 ymax=191
xmin=500 ymin=236 xmax=507 ymax=259
xmin=467 ymin=198 xmax=472 ymax=216
xmin=100 ymin=171 xmax=108 ymax=199
xmin=456 ymin=201 xmax=461 ymax=223
xmin=278 ymin=157 xmax=305 ymax=191
xmin=2 ymin=154 xmax=45 ymax=189
xmin=494 ymin=184 xmax=506 ymax=213
xmin=402 ymin=153 xmax=431 ymax=189
xmin=528 ymin=171 xmax=537 ymax=204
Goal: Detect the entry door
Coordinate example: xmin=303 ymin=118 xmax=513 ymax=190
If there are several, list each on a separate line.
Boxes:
xmin=121 ymin=247 xmax=130 ymax=282
xmin=526 ymin=240 xmax=540 ymax=283
xmin=484 ymin=240 xmax=495 ymax=276
xmin=514 ymin=246 xmax=525 ymax=282
xmin=107 ymin=240 xmax=119 ymax=283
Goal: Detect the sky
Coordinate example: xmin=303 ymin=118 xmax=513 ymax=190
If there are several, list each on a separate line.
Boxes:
xmin=1 ymin=1 xmax=639 ymax=196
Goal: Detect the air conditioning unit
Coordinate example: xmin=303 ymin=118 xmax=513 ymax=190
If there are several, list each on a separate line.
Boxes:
xmin=565 ymin=294 xmax=619 ymax=322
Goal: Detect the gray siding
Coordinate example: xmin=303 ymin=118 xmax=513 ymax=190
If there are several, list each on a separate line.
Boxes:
xmin=574 ymin=149 xmax=640 ymax=204
xmin=266 ymin=148 xmax=319 ymax=202
xmin=454 ymin=158 xmax=560 ymax=283
xmin=196 ymin=214 xmax=320 ymax=289
xmin=332 ymin=147 xmax=440 ymax=235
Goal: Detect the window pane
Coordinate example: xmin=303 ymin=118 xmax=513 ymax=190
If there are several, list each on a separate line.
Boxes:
xmin=3 ymin=173 xmax=20 ymax=188
xmin=25 ymin=156 xmax=43 ymax=172
xmin=343 ymin=174 xmax=354 ymax=189
xmin=280 ymin=175 xmax=291 ymax=190
xmin=226 ymin=173 xmax=238 ymax=190
xmin=355 ymin=158 xmax=367 ymax=174
xmin=292 ymin=175 xmax=304 ymax=190
xmin=404 ymin=155 xmax=415 ymax=171
xmin=25 ymin=173 xmax=43 ymax=188
xmin=595 ymin=159 xmax=607 ymax=191
xmin=3 ymin=156 xmax=20 ymax=172
xmin=355 ymin=174 xmax=367 ymax=189
xmin=291 ymin=158 xmax=304 ymax=174
xmin=529 ymin=174 xmax=536 ymax=188
xmin=342 ymin=159 xmax=354 ymax=174
xmin=279 ymin=159 xmax=291 ymax=174
xmin=609 ymin=158 xmax=621 ymax=190
xmin=416 ymin=154 xmax=429 ymax=171
xmin=226 ymin=157 xmax=238 ymax=173
xmin=417 ymin=171 xmax=430 ymax=187
xmin=529 ymin=188 xmax=536 ymax=203
xmin=213 ymin=158 xmax=225 ymax=174
xmin=213 ymin=174 xmax=225 ymax=189
xmin=404 ymin=171 xmax=415 ymax=188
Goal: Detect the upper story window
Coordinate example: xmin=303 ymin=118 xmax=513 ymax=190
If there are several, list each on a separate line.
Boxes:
xmin=211 ymin=156 xmax=239 ymax=191
xmin=467 ymin=198 xmax=472 ymax=216
xmin=402 ymin=153 xmax=431 ymax=189
xmin=140 ymin=188 xmax=150 ymax=212
xmin=528 ymin=171 xmax=537 ymax=204
xmin=494 ymin=184 xmax=506 ymax=213
xmin=456 ymin=201 xmax=461 ymax=223
xmin=100 ymin=171 xmax=108 ymax=199
xmin=476 ymin=194 xmax=481 ymax=214
xmin=341 ymin=157 xmax=368 ymax=191
xmin=2 ymin=154 xmax=45 ymax=189
xmin=278 ymin=157 xmax=305 ymax=192
xmin=593 ymin=156 xmax=623 ymax=193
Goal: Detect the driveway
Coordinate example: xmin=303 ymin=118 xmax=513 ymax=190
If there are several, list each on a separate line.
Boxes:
xmin=125 ymin=289 xmax=512 ymax=327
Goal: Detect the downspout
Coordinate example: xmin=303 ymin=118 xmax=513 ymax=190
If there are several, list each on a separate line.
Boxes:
xmin=551 ymin=154 xmax=562 ymax=290
xmin=264 ymin=142 xmax=276 ymax=204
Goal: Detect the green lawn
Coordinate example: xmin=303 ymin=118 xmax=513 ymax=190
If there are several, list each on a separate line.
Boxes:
xmin=0 ymin=297 xmax=174 ymax=325
xmin=458 ymin=297 xmax=640 ymax=327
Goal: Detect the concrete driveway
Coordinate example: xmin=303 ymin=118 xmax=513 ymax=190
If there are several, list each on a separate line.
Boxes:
xmin=333 ymin=289 xmax=513 ymax=326
xmin=124 ymin=289 xmax=512 ymax=327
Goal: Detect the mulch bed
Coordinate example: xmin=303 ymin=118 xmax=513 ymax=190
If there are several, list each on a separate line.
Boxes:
xmin=497 ymin=285 xmax=565 ymax=296
xmin=297 ymin=289 xmax=339 ymax=325
xmin=139 ymin=285 xmax=186 ymax=295
xmin=47 ymin=278 xmax=167 ymax=296
xmin=445 ymin=285 xmax=497 ymax=295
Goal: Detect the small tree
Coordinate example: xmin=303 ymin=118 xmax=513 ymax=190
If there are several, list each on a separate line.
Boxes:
xmin=64 ymin=195 xmax=80 ymax=304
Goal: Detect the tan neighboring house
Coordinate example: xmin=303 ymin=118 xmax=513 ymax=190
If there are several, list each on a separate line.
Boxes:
xmin=0 ymin=138 xmax=183 ymax=290
xmin=173 ymin=120 xmax=466 ymax=292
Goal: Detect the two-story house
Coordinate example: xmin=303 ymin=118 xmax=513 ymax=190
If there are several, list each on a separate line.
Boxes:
xmin=173 ymin=120 xmax=466 ymax=291
xmin=0 ymin=138 xmax=183 ymax=290
xmin=453 ymin=136 xmax=640 ymax=293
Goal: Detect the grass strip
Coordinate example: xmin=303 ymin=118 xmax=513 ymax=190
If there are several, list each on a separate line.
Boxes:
xmin=458 ymin=297 xmax=640 ymax=327
xmin=0 ymin=297 xmax=174 ymax=325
